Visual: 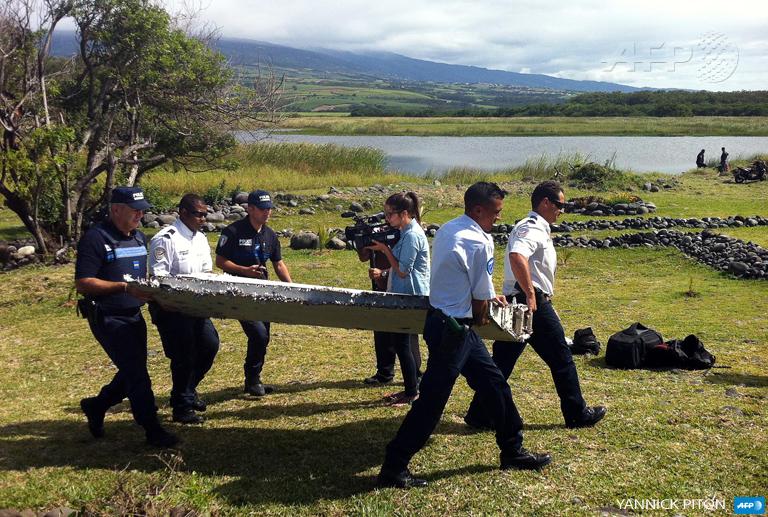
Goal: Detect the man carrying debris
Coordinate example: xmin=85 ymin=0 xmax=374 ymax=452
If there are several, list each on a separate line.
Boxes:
xmin=149 ymin=193 xmax=220 ymax=425
xmin=215 ymin=190 xmax=292 ymax=396
xmin=464 ymin=181 xmax=606 ymax=430
xmin=377 ymin=182 xmax=551 ymax=489
xmin=75 ymin=187 xmax=178 ymax=448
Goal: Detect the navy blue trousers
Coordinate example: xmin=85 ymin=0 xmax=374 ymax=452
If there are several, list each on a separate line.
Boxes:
xmin=383 ymin=311 xmax=524 ymax=472
xmin=465 ymin=291 xmax=587 ymax=426
xmin=150 ymin=304 xmax=220 ymax=412
xmin=87 ymin=307 xmax=158 ymax=428
xmin=240 ymin=320 xmax=270 ymax=379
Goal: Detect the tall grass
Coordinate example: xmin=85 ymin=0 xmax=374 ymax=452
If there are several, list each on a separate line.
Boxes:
xmin=143 ymin=142 xmax=406 ymax=196
xmin=431 ymin=152 xmax=593 ymax=184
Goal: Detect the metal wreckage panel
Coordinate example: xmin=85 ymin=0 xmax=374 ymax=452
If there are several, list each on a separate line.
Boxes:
xmin=129 ymin=273 xmax=531 ymax=342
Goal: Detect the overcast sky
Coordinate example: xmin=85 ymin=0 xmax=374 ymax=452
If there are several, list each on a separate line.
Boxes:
xmin=176 ymin=0 xmax=767 ymax=90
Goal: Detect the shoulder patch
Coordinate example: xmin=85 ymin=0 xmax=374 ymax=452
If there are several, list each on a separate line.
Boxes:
xmin=486 ymin=257 xmax=495 ymax=275
xmin=218 ymin=234 xmax=228 ymax=247
xmin=515 ymin=225 xmax=529 ymax=238
xmin=154 ymin=247 xmax=166 ymax=260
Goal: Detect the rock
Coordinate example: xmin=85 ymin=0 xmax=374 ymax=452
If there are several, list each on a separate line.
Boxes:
xmin=650 ymin=185 xmax=660 ymax=192
xmin=725 ymin=388 xmax=741 ymax=398
xmin=288 ymin=199 xmax=299 ymax=208
xmin=145 ymin=220 xmax=160 ymax=229
xmin=205 ymin=212 xmax=225 ymax=223
xmin=637 ymin=206 xmax=649 ymax=215
xmin=729 ymin=261 xmax=749 ymax=275
xmin=299 ymin=207 xmax=315 ymax=215
xmin=318 ymin=194 xmax=331 ymax=202
xmin=362 ymin=200 xmax=373 ymax=210
xmin=225 ymin=212 xmax=242 ymax=221
xmin=142 ymin=213 xmax=158 ymax=224
xmin=326 ymin=237 xmax=347 ymax=250
xmin=16 ymin=245 xmax=35 ymax=257
xmin=643 ymin=182 xmax=653 ymax=191
xmin=328 ymin=186 xmax=341 ymax=194
xmin=232 ymin=191 xmax=249 ymax=204
xmin=433 ymin=179 xmax=442 ymax=186
xmin=571 ymin=497 xmax=583 ymax=505
xmin=349 ymin=202 xmax=364 ymax=213
xmin=290 ymin=232 xmax=320 ymax=250
xmin=157 ymin=214 xmax=177 ymax=225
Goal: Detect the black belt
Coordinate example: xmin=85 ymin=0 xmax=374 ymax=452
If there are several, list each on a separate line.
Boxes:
xmin=512 ymin=284 xmax=552 ymax=302
xmin=427 ymin=307 xmax=473 ymax=327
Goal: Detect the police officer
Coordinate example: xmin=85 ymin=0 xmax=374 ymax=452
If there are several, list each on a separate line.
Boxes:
xmin=215 ymin=190 xmax=292 ymax=396
xmin=377 ymin=182 xmax=552 ymax=489
xmin=75 ymin=186 xmax=178 ymax=448
xmin=464 ymin=180 xmax=606 ymax=430
xmin=149 ymin=193 xmax=220 ymax=425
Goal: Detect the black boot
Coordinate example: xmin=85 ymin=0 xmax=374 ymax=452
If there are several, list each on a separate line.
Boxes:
xmin=80 ymin=397 xmax=106 ymax=438
xmin=244 ymin=372 xmax=274 ymax=397
xmin=500 ymin=448 xmax=552 ymax=470
xmin=376 ymin=467 xmax=428 ymax=489
xmin=566 ymin=406 xmax=607 ymax=429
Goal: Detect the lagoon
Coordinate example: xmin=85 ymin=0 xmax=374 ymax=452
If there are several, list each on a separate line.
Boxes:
xmin=236 ymin=132 xmax=768 ymax=175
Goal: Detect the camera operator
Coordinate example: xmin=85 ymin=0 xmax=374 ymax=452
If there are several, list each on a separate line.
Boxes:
xmin=365 ymin=192 xmax=429 ymax=406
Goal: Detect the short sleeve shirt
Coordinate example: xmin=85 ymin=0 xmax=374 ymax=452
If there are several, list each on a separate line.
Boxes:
xmin=215 ymin=218 xmax=281 ymax=279
xmin=503 ymin=211 xmax=556 ymax=296
xmin=149 ymin=219 xmax=213 ymax=276
xmin=389 ymin=219 xmax=430 ymax=296
xmin=428 ymin=214 xmax=496 ymax=318
xmin=75 ymin=220 xmax=147 ymax=310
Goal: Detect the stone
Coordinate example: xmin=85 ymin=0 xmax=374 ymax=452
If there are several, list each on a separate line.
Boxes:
xmin=326 ymin=237 xmax=347 ymax=250
xmin=725 ymin=388 xmax=741 ymax=398
xmin=290 ymin=232 xmax=320 ymax=250
xmin=299 ymin=207 xmax=315 ymax=215
xmin=205 ymin=212 xmax=225 ymax=223
xmin=433 ymin=179 xmax=442 ymax=186
xmin=146 ymin=220 xmax=160 ymax=229
xmin=637 ymin=206 xmax=649 ymax=215
xmin=16 ymin=245 xmax=35 ymax=257
xmin=232 ymin=192 xmax=249 ymax=204
xmin=142 ymin=213 xmax=158 ymax=224
xmin=650 ymin=185 xmax=660 ymax=192
xmin=729 ymin=261 xmax=749 ymax=275
xmin=643 ymin=182 xmax=653 ymax=191
xmin=226 ymin=212 xmax=242 ymax=221
xmin=349 ymin=202 xmax=364 ymax=213
xmin=157 ymin=214 xmax=177 ymax=225
xmin=288 ymin=199 xmax=299 ymax=208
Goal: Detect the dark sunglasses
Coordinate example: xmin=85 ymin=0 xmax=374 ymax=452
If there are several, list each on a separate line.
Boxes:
xmin=548 ymin=198 xmax=566 ymax=209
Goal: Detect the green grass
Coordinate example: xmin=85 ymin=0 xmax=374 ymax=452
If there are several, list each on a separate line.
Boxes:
xmin=0 ymin=144 xmax=767 ymax=515
xmin=281 ymin=116 xmax=768 ymax=136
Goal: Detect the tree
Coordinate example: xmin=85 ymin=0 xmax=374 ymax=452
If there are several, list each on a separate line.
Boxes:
xmin=0 ymin=0 xmax=280 ymax=254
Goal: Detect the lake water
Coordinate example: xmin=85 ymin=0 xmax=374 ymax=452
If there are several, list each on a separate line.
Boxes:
xmin=236 ymin=132 xmax=768 ymax=175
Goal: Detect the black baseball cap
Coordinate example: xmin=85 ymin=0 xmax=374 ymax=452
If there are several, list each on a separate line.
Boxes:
xmin=111 ymin=186 xmax=152 ymax=210
xmin=247 ymin=190 xmax=273 ymax=209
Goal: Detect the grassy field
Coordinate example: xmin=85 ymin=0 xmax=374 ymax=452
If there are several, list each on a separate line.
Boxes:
xmin=280 ymin=115 xmax=768 ymax=136
xmin=0 ymin=159 xmax=767 ymax=515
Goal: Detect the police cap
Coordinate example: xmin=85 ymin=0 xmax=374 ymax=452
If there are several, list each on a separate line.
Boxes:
xmin=111 ymin=186 xmax=152 ymax=210
xmin=247 ymin=190 xmax=273 ymax=209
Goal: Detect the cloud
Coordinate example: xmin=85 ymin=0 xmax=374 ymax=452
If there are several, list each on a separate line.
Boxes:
xmin=176 ymin=0 xmax=768 ymax=89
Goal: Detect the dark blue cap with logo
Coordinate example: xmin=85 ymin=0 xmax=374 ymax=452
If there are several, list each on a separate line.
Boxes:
xmin=111 ymin=186 xmax=152 ymax=210
xmin=247 ymin=190 xmax=273 ymax=209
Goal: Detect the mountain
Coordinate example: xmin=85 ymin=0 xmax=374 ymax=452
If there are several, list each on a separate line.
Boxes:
xmin=215 ymin=38 xmax=640 ymax=93
xmin=51 ymin=33 xmax=639 ymax=93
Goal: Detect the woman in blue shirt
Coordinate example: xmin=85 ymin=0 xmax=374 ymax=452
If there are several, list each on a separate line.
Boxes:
xmin=367 ymin=192 xmax=430 ymax=405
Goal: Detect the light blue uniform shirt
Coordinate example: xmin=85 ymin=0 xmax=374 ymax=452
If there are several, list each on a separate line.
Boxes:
xmin=428 ymin=215 xmax=496 ymax=319
xmin=389 ymin=219 xmax=430 ymax=296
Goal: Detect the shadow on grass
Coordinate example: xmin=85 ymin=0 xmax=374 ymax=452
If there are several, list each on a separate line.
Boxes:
xmin=0 ymin=414 xmax=507 ymax=506
xmin=704 ymin=372 xmax=768 ymax=387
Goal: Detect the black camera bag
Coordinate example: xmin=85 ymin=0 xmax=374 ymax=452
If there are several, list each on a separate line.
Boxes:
xmin=605 ymin=323 xmax=663 ymax=368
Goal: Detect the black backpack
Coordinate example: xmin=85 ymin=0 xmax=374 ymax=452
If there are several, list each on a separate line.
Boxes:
xmin=605 ymin=323 xmax=663 ymax=368
xmin=645 ymin=335 xmax=716 ymax=370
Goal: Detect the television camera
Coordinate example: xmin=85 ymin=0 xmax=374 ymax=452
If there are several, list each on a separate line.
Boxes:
xmin=342 ymin=211 xmax=400 ymax=251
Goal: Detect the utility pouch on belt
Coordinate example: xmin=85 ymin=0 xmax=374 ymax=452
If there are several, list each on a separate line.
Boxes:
xmin=76 ymin=298 xmax=95 ymax=319
xmin=440 ymin=315 xmax=468 ymax=351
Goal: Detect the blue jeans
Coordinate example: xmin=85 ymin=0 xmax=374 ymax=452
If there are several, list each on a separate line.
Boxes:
xmin=383 ymin=310 xmax=524 ymax=472
xmin=150 ymin=304 xmax=220 ymax=412
xmin=465 ymin=290 xmax=587 ymax=426
xmin=86 ymin=307 xmax=158 ymax=428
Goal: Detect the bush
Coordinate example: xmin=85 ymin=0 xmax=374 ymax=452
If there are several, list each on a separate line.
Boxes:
xmin=202 ymin=180 xmax=229 ymax=205
xmin=141 ymin=184 xmax=177 ymax=213
xmin=568 ymin=162 xmax=636 ymax=190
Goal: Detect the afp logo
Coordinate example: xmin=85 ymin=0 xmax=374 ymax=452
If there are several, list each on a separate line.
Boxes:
xmin=735 ymin=497 xmax=765 ymax=515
